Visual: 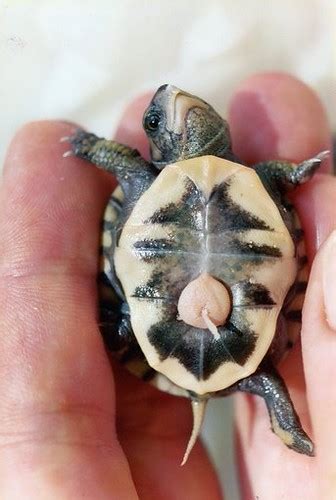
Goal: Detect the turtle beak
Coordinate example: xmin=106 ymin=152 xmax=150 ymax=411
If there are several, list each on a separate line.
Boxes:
xmin=146 ymin=84 xmax=209 ymax=167
xmin=163 ymin=86 xmax=208 ymax=135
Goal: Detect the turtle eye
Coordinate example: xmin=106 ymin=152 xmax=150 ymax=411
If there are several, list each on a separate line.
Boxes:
xmin=144 ymin=112 xmax=161 ymax=132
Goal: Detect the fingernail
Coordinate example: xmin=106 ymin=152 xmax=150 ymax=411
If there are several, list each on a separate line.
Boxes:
xmin=322 ymin=230 xmax=336 ymax=330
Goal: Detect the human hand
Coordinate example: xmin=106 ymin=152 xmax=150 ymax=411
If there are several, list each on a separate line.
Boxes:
xmin=0 ymin=73 xmax=333 ymax=499
xmin=229 ymin=74 xmax=334 ymax=500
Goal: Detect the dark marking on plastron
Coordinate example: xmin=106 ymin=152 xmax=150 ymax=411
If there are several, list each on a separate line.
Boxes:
xmin=227 ymin=238 xmax=282 ymax=258
xmin=133 ymin=238 xmax=176 ymax=261
xmin=145 ymin=177 xmax=204 ymax=229
xmin=134 ymin=239 xmax=174 ymax=251
xmin=224 ymin=321 xmax=244 ymax=336
xmin=147 ymin=319 xmax=257 ymax=380
xmin=133 ymin=271 xmax=166 ymax=299
xmin=231 ymin=281 xmax=276 ymax=306
xmin=208 ymin=181 xmax=273 ymax=232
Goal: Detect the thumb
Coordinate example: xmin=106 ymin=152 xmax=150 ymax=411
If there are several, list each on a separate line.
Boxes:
xmin=302 ymin=226 xmax=336 ymax=497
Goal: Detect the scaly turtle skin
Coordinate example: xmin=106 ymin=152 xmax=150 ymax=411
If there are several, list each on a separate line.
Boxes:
xmin=63 ymin=85 xmax=328 ymax=463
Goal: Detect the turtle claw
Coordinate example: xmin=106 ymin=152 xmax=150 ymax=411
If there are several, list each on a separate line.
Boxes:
xmin=300 ymin=438 xmax=315 ymax=457
xmin=60 ymin=135 xmax=71 ymax=143
xmin=62 ymin=150 xmax=74 ymax=158
xmin=292 ymin=149 xmax=331 ymax=185
xmin=60 ymin=135 xmax=74 ymax=158
xmin=270 ymin=409 xmax=315 ymax=457
xmin=61 ymin=130 xmax=92 ymax=159
xmin=314 ymin=150 xmax=330 ymax=162
xmin=287 ymin=428 xmax=315 ymax=457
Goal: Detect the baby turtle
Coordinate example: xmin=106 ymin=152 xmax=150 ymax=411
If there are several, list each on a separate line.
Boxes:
xmin=63 ymin=85 xmax=328 ymax=464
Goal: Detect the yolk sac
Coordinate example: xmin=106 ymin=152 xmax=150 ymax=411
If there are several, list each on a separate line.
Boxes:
xmin=177 ymin=272 xmax=231 ymax=338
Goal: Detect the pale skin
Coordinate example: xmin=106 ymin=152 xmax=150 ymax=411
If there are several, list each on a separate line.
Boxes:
xmin=0 ymin=73 xmax=334 ymax=499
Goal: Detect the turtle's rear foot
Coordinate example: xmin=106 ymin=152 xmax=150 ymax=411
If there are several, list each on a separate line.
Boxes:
xmin=268 ymin=408 xmax=314 ymax=456
xmin=237 ymin=364 xmax=314 ymax=456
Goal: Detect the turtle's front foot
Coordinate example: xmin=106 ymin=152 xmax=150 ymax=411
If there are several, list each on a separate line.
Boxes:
xmin=61 ymin=128 xmax=150 ymax=181
xmin=61 ymin=129 xmax=101 ymax=161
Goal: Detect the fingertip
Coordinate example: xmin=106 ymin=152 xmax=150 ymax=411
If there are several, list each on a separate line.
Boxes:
xmin=114 ymin=92 xmax=153 ymax=160
xmin=4 ymin=118 xmax=115 ymax=197
xmin=301 ymin=230 xmax=336 ymax=483
xmin=293 ymin=175 xmax=336 ymax=259
xmin=4 ymin=120 xmax=77 ymax=174
xmin=228 ymin=72 xmax=332 ymax=169
xmin=0 ymin=119 xmax=116 ymax=279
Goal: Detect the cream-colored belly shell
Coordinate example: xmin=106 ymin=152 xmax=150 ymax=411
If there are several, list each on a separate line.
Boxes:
xmin=114 ymin=156 xmax=297 ymax=395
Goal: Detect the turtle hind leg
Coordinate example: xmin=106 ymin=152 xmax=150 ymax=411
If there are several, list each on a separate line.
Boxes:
xmin=237 ymin=364 xmax=314 ymax=456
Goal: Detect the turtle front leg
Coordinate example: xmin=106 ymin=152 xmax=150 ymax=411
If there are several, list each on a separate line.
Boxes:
xmin=255 ymin=150 xmax=329 ymax=192
xmin=63 ymin=129 xmax=145 ymax=173
xmin=237 ymin=364 xmax=314 ymax=456
xmin=62 ymin=129 xmax=156 ymax=200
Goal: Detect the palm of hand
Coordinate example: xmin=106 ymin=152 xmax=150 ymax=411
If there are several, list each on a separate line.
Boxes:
xmin=0 ymin=73 xmax=334 ymax=499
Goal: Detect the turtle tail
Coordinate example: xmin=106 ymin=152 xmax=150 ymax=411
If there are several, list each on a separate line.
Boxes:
xmin=181 ymin=399 xmax=207 ymax=466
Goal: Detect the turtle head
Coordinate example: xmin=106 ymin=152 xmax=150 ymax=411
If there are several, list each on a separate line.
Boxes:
xmin=143 ymin=84 xmax=232 ymax=169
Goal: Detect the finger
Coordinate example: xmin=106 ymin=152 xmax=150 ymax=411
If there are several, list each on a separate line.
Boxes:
xmin=112 ymin=98 xmax=222 ymax=498
xmin=114 ymin=363 xmax=222 ymax=500
xmin=229 ymin=72 xmax=332 ymax=172
xmin=301 ymin=201 xmax=336 ymax=497
xmin=0 ymin=122 xmax=137 ymax=498
xmin=229 ymin=73 xmax=332 ymax=498
xmin=114 ymin=92 xmax=153 ymax=160
xmin=294 ymin=175 xmax=336 ymax=259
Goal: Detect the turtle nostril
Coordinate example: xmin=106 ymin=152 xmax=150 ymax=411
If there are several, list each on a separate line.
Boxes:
xmin=177 ymin=273 xmax=231 ymax=332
